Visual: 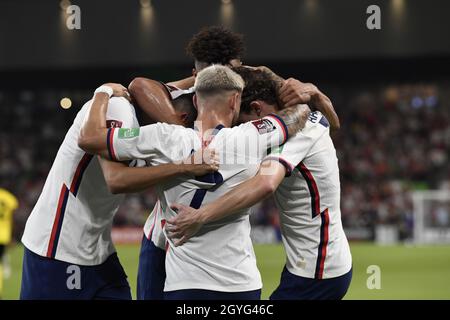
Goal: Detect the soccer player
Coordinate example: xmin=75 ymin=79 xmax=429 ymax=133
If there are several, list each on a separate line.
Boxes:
xmin=167 ymin=67 xmax=353 ymax=300
xmin=0 ymin=188 xmax=18 ymax=298
xmin=78 ymin=65 xmax=311 ymax=299
xmin=129 ymin=26 xmax=246 ymax=300
xmin=19 ymin=84 xmax=218 ymax=300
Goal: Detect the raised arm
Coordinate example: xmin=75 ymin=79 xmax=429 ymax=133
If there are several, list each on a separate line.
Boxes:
xmin=78 ymin=84 xmax=130 ymax=157
xmin=166 ymin=161 xmax=286 ymax=246
xmin=250 ymin=66 xmax=340 ymax=130
xmin=128 ymin=77 xmax=192 ymax=125
xmin=273 ymin=103 xmax=311 ymax=138
xmin=166 ymin=76 xmax=195 ymax=90
xmin=279 ymin=78 xmax=340 ymax=129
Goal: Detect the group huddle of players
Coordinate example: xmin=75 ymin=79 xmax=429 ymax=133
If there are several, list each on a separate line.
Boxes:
xmin=19 ymin=26 xmax=352 ymax=300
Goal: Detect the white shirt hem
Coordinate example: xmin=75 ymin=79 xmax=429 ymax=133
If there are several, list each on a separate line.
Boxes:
xmin=22 ymin=239 xmax=115 ymax=266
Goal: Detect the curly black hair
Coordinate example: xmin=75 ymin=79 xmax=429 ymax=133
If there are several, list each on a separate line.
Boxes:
xmin=186 ymin=26 xmax=245 ymax=65
xmin=233 ymin=66 xmax=279 ymax=114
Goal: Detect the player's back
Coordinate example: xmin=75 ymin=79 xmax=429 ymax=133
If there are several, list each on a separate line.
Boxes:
xmin=110 ymin=114 xmax=287 ymax=292
xmin=159 ymin=125 xmax=267 ymax=292
xmin=269 ymin=112 xmax=352 ymax=279
xmin=22 ymin=97 xmax=138 ymax=265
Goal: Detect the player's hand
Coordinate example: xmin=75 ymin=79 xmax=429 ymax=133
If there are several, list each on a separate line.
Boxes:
xmin=279 ymin=78 xmax=320 ymax=108
xmin=183 ymin=148 xmax=220 ymax=176
xmin=241 ymin=65 xmax=273 ymax=73
xmin=104 ymin=83 xmax=131 ymax=101
xmin=242 ymin=65 xmax=285 ymax=90
xmin=166 ymin=203 xmax=204 ymax=246
xmin=279 ymin=78 xmax=341 ymax=129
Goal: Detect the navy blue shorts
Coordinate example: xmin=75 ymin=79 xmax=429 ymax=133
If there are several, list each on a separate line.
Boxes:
xmin=136 ymin=234 xmax=166 ymax=300
xmin=20 ymin=247 xmax=131 ymax=300
xmin=164 ymin=289 xmax=261 ymax=300
xmin=270 ymin=266 xmax=352 ymax=300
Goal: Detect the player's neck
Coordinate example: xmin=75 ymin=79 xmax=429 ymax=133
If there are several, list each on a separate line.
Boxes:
xmin=195 ymin=112 xmax=232 ymax=132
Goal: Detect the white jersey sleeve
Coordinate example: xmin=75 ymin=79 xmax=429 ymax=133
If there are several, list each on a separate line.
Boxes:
xmin=264 ymin=111 xmax=330 ymax=175
xmin=105 ymin=97 xmax=138 ymax=128
xmin=237 ymin=114 xmax=288 ymax=154
xmin=249 ymin=114 xmax=288 ymax=149
xmin=103 ymin=97 xmax=145 ymax=167
xmin=107 ymin=122 xmax=194 ymax=162
xmin=81 ymin=97 xmax=138 ymax=129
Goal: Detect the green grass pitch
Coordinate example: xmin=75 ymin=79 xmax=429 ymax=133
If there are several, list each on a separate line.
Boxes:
xmin=3 ymin=243 xmax=450 ymax=299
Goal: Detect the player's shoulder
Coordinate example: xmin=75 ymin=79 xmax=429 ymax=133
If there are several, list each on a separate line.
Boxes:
xmin=76 ymin=97 xmax=136 ymax=118
xmin=306 ymin=111 xmax=330 ymax=129
xmin=227 ymin=117 xmax=269 ymax=134
xmin=285 ymin=111 xmax=330 ymax=143
xmin=299 ymin=111 xmax=330 ymax=134
xmin=109 ymin=96 xmax=135 ymax=107
xmin=142 ymin=122 xmax=197 ymax=138
xmin=153 ymin=121 xmax=194 ymax=131
xmin=107 ymin=97 xmax=137 ymax=114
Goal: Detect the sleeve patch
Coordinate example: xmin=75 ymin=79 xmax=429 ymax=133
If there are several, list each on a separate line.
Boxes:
xmin=118 ymin=128 xmax=140 ymax=139
xmin=251 ymin=118 xmax=276 ymax=134
xmin=106 ymin=120 xmax=123 ymax=128
xmin=270 ymin=145 xmax=284 ymax=155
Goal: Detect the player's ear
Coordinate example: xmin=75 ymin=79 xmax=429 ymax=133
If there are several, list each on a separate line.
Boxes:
xmin=192 ymin=94 xmax=198 ymax=110
xmin=192 ymin=68 xmax=197 ymax=77
xmin=178 ymin=112 xmax=189 ymax=126
xmin=229 ymin=92 xmax=239 ymax=111
xmin=249 ymin=101 xmax=263 ymax=117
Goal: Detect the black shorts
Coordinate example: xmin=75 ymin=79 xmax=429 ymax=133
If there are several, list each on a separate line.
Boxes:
xmin=0 ymin=244 xmax=5 ymax=259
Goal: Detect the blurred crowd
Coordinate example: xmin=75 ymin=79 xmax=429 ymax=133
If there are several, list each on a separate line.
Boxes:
xmin=1 ymin=81 xmax=449 ymax=241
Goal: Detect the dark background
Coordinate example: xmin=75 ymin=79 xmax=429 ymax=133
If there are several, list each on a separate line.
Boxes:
xmin=1 ymin=0 xmax=450 ymax=88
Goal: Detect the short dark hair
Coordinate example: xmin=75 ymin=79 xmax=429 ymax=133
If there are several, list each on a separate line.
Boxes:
xmin=186 ymin=26 xmax=245 ymax=65
xmin=233 ymin=67 xmax=279 ymax=114
xmin=172 ymin=93 xmax=197 ymax=128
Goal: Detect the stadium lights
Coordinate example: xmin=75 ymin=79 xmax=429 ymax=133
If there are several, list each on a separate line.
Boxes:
xmin=60 ymin=97 xmax=72 ymax=109
xmin=392 ymin=0 xmax=405 ymax=13
xmin=391 ymin=0 xmax=405 ymax=21
xmin=59 ymin=0 xmax=71 ymax=11
xmin=305 ymin=0 xmax=318 ymax=12
xmin=140 ymin=0 xmax=154 ymax=28
xmin=220 ymin=0 xmax=234 ymax=27
xmin=140 ymin=0 xmax=152 ymax=8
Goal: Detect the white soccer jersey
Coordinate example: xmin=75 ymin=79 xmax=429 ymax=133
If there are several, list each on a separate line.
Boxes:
xmin=21 ymin=97 xmax=140 ymax=266
xmin=143 ymin=200 xmax=167 ymax=249
xmin=143 ymin=83 xmax=194 ymax=249
xmin=109 ymin=114 xmax=288 ymax=292
xmin=264 ymin=111 xmax=352 ymax=279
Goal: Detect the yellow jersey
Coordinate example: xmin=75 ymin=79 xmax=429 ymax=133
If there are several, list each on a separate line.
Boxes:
xmin=0 ymin=188 xmax=18 ymax=244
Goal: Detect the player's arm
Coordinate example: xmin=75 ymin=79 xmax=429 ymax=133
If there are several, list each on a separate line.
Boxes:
xmin=272 ymin=103 xmax=311 ymax=138
xmin=128 ymin=77 xmax=190 ymax=125
xmin=166 ymin=161 xmax=286 ymax=246
xmin=237 ymin=104 xmax=309 ymax=162
xmin=279 ymin=78 xmax=340 ymax=129
xmin=250 ymin=66 xmax=340 ymax=129
xmin=98 ymin=149 xmax=219 ymax=194
xmin=78 ymin=84 xmax=130 ymax=157
xmin=166 ymin=76 xmax=195 ymax=90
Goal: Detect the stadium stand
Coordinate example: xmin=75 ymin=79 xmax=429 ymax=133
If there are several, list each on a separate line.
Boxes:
xmin=1 ymin=81 xmax=449 ymax=242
